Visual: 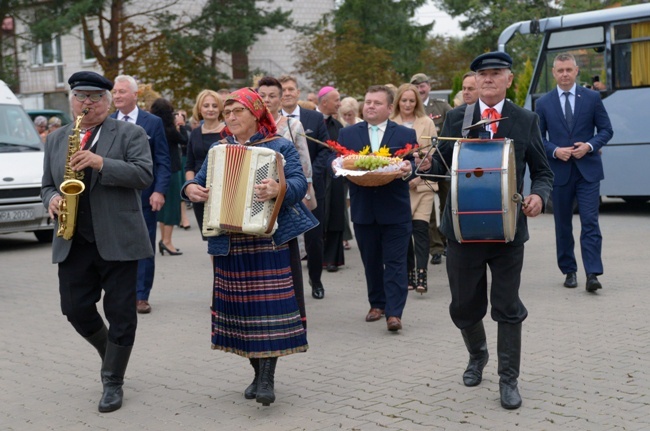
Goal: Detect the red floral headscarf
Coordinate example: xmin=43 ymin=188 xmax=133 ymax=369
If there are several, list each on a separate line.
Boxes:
xmin=223 ymin=87 xmax=277 ymax=138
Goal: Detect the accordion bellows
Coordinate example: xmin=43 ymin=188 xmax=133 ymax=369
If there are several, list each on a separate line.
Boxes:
xmin=203 ymin=144 xmax=286 ymax=237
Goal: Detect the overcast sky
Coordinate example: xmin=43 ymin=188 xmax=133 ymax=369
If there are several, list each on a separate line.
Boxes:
xmin=415 ymin=2 xmax=468 ymax=38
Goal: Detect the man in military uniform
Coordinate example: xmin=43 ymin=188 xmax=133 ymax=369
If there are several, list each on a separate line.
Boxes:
xmin=410 ymin=72 xmax=452 ymax=265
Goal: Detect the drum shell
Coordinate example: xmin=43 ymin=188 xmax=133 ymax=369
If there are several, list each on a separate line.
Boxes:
xmin=451 ymin=139 xmax=517 ymax=243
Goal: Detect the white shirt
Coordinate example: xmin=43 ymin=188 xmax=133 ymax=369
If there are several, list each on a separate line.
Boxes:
xmin=118 ymin=106 xmax=139 ymax=124
xmin=478 ymin=99 xmax=505 ymax=138
xmin=281 ymin=106 xmax=300 ymax=120
xmin=556 ymin=83 xmax=576 ymax=118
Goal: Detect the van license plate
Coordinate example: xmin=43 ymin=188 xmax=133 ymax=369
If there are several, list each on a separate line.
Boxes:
xmin=0 ymin=209 xmax=35 ymax=222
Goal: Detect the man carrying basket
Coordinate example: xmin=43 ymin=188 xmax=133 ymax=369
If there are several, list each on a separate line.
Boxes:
xmin=334 ymin=85 xmax=417 ymax=333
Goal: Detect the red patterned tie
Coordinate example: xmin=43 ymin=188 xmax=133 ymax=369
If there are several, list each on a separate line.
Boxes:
xmin=482 ymin=108 xmax=501 ymax=135
xmin=81 ymin=129 xmax=93 ymax=150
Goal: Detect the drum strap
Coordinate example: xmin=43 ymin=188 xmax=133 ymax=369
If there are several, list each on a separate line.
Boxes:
xmin=462 ymin=103 xmax=476 ymax=138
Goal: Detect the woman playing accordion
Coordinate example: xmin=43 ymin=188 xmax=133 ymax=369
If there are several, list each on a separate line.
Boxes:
xmin=181 ymin=88 xmax=317 ymax=407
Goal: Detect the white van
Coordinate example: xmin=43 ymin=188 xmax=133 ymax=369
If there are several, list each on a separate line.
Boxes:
xmin=0 ymin=80 xmax=53 ymax=242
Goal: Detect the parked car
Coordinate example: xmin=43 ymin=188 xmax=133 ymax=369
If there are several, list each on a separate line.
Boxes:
xmin=0 ymin=80 xmax=54 ymax=242
xmin=26 ymin=109 xmax=72 ymax=126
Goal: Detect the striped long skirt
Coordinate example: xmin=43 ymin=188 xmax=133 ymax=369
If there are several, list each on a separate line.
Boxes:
xmin=211 ymin=234 xmax=308 ymax=358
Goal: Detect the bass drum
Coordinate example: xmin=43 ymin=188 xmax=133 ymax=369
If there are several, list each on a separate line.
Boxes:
xmin=450 ymin=139 xmax=518 ymax=243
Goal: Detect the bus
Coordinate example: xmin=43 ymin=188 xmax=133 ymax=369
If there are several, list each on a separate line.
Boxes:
xmin=498 ymin=3 xmax=650 ymax=203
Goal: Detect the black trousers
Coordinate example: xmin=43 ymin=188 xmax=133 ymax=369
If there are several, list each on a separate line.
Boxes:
xmin=58 ymin=240 xmax=138 ymax=346
xmin=288 ymin=238 xmax=307 ymax=330
xmin=407 ymin=220 xmax=430 ymax=271
xmin=304 ymin=200 xmax=324 ymax=284
xmin=446 ymin=241 xmax=528 ymax=330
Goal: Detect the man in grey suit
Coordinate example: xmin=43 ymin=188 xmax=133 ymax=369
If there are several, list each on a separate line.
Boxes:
xmin=41 ymin=71 xmax=153 ymax=413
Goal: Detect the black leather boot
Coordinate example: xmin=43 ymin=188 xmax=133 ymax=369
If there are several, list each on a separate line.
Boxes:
xmin=83 ymin=324 xmax=108 ymax=361
xmin=255 ymin=357 xmax=278 ymax=406
xmin=98 ymin=342 xmax=132 ymax=413
xmin=497 ymin=322 xmax=522 ymax=410
xmin=461 ymin=320 xmax=489 ymax=386
xmin=244 ymin=358 xmax=259 ymax=399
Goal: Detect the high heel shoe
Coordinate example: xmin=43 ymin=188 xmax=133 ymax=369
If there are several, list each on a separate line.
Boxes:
xmin=408 ymin=269 xmax=416 ymax=291
xmin=158 ymin=240 xmax=183 ymax=256
xmin=179 ymin=223 xmax=191 ymax=230
xmin=415 ymin=269 xmax=428 ymax=294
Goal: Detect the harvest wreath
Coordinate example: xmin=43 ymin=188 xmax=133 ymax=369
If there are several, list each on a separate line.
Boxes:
xmin=306 ymin=136 xmax=420 ymax=187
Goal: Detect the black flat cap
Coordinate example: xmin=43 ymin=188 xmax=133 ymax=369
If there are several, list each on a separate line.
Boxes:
xmin=68 ymin=71 xmax=113 ymax=91
xmin=470 ymin=52 xmax=513 ymax=72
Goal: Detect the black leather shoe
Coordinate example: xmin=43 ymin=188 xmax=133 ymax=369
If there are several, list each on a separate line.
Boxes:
xmin=430 ymin=253 xmax=442 ymax=265
xmin=586 ymin=274 xmax=602 ymax=292
xmin=563 ymin=272 xmax=578 ymax=288
xmin=326 ymin=264 xmax=338 ymax=273
xmin=309 ymin=279 xmax=325 ymax=299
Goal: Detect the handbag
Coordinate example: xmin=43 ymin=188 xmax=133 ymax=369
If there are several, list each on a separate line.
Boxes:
xmin=287 ymin=117 xmax=317 ymax=211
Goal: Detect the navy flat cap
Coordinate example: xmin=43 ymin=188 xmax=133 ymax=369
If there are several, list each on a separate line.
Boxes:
xmin=470 ymin=52 xmax=513 ymax=72
xmin=68 ymin=71 xmax=114 ymax=91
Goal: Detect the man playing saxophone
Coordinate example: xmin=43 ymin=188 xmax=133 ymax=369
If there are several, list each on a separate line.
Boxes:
xmin=40 ymin=71 xmax=153 ymax=413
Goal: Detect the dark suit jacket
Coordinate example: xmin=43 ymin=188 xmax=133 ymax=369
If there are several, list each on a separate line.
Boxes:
xmin=337 ymin=120 xmax=418 ymax=225
xmin=435 ymin=101 xmax=554 ymax=245
xmin=298 ymin=107 xmax=331 ymax=199
xmin=41 ymin=117 xmax=154 ymax=263
xmin=111 ymin=108 xmax=171 ymax=205
xmin=535 ymin=86 xmax=613 ymax=186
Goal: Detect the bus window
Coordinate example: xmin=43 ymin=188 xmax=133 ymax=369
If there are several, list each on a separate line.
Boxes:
xmin=612 ymin=21 xmax=650 ymax=88
xmin=535 ymin=46 xmax=606 ymax=94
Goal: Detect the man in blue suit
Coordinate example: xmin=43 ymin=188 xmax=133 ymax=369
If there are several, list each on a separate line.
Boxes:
xmin=535 ymin=52 xmax=613 ymax=293
xmin=280 ymin=75 xmax=332 ymax=299
xmin=335 ymin=85 xmax=417 ymax=332
xmin=112 ymin=75 xmax=171 ymax=313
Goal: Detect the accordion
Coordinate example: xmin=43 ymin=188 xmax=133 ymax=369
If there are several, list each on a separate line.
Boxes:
xmin=202 ymin=144 xmax=286 ymax=237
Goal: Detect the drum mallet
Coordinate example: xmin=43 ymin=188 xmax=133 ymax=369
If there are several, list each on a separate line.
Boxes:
xmin=512 ymin=193 xmax=529 ymax=209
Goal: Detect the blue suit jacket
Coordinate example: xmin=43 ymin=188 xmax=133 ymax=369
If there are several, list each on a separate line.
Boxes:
xmin=535 ymin=86 xmax=613 ymax=186
xmin=337 ymin=120 xmax=417 ymax=225
xmin=111 ymin=108 xmax=171 ymax=205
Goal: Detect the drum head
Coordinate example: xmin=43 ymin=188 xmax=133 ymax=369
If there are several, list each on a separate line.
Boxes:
xmin=502 ymin=139 xmax=517 ymax=242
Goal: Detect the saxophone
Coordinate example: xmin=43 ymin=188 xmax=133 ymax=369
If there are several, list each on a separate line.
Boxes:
xmin=56 ymin=108 xmax=89 ymax=240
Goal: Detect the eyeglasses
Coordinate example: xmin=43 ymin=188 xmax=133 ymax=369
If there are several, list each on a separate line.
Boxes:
xmin=222 ymin=107 xmax=248 ymax=118
xmin=73 ymin=93 xmax=105 ymax=103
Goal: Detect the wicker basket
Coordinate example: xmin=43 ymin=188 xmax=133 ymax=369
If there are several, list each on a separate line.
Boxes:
xmin=345 ymin=170 xmax=401 ymax=187
xmin=335 ymin=155 xmax=403 ymax=187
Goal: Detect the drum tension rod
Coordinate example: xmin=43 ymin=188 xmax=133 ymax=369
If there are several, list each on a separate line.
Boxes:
xmin=512 ymin=193 xmax=529 ymax=209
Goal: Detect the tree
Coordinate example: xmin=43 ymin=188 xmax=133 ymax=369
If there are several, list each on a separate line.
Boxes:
xmin=295 ymin=22 xmax=401 ymax=97
xmin=418 ymin=36 xmax=473 ymax=89
xmin=1 ymin=1 xmax=36 ymax=91
xmin=162 ymin=0 xmax=293 ymax=105
xmin=435 ymin=0 xmax=647 ymax=76
xmin=28 ymin=0 xmax=191 ymax=80
xmin=24 ymin=0 xmax=293 ymax=108
xmin=333 ymin=0 xmax=433 ymax=80
xmin=515 ymin=57 xmax=533 ymax=107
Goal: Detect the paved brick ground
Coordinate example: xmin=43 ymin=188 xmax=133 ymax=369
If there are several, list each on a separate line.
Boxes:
xmin=1 ymin=199 xmax=649 ymax=430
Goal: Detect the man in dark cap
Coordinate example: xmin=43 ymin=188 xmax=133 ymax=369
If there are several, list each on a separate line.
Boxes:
xmin=41 ymin=70 xmax=154 ymax=413
xmin=423 ymin=52 xmax=553 ymax=409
